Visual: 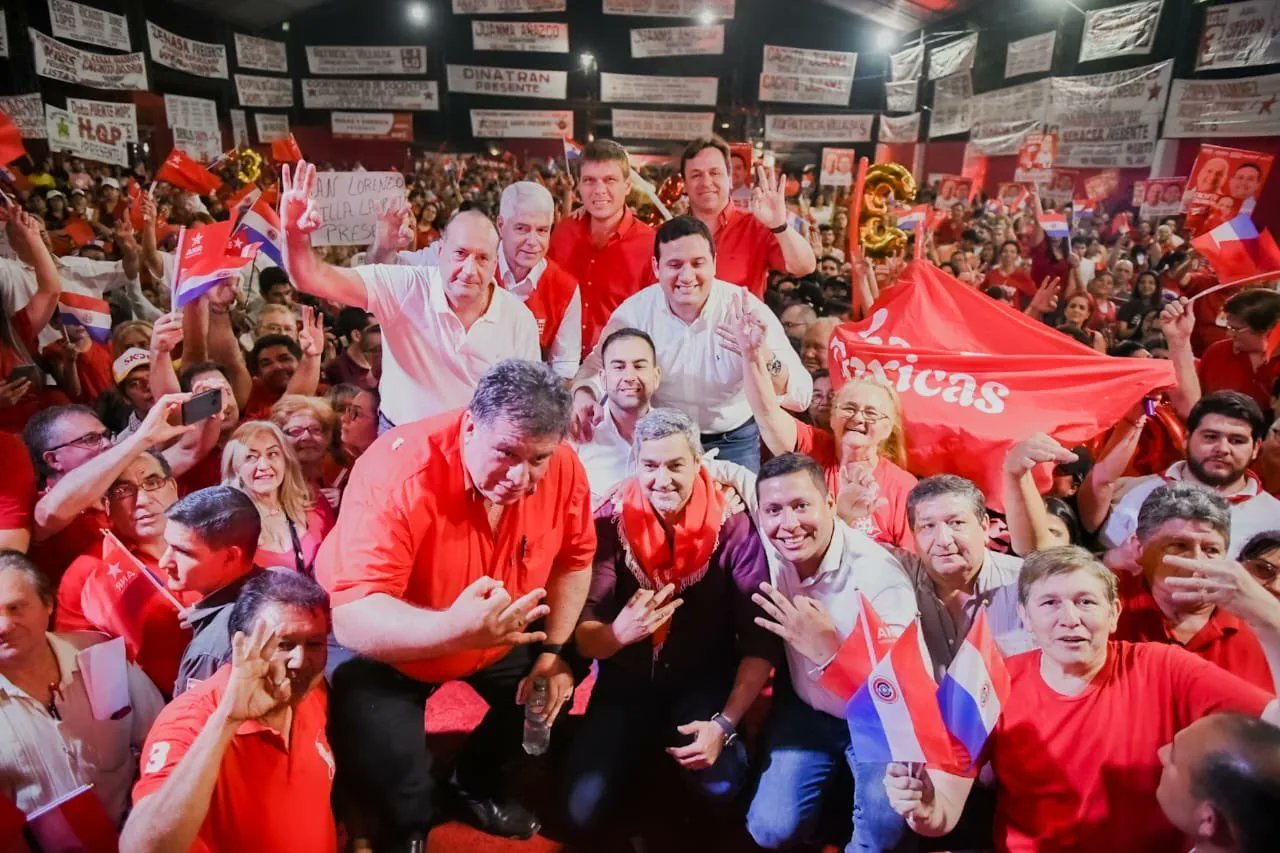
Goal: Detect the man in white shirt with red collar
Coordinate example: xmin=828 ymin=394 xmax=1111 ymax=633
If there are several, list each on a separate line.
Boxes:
xmin=1087 ymin=391 xmax=1280 ymax=558
xmin=279 ymin=160 xmax=539 ymax=429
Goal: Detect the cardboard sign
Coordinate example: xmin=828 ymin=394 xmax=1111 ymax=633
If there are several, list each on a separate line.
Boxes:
xmin=996 ymin=182 xmax=1031 ymax=213
xmin=309 ymin=171 xmax=408 ymax=247
xmin=934 ymin=176 xmax=973 ymax=209
xmin=1133 ymin=178 xmax=1186 ymax=219
xmin=1014 ymin=132 xmax=1057 ymax=184
xmin=1183 ymin=144 xmax=1274 ymax=234
xmin=1038 ymin=169 xmax=1078 ymax=209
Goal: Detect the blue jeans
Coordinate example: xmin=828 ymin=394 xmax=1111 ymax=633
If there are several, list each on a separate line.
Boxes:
xmin=702 ymin=417 xmax=761 ymax=473
xmin=748 ymin=689 xmax=914 ymax=852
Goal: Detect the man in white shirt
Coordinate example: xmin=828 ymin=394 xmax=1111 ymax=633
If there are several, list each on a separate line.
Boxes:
xmin=1087 ymin=391 xmax=1280 ymax=559
xmin=570 ymin=215 xmax=810 ymax=472
xmin=278 ymin=160 xmax=540 ymax=428
xmin=745 ymin=453 xmax=916 ymax=851
xmin=0 ymin=551 xmax=163 ymax=824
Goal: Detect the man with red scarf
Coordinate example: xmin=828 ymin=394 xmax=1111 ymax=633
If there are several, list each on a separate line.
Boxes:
xmin=564 ymin=407 xmax=780 ymax=839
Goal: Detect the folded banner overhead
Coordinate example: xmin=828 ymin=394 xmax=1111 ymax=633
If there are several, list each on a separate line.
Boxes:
xmin=879 ymin=113 xmax=920 ymax=144
xmin=602 ymin=0 xmax=735 ymax=17
xmin=1197 ymin=0 xmax=1280 ymax=71
xmin=446 ymin=64 xmax=566 ymax=99
xmin=630 ymin=25 xmax=724 ymax=58
xmin=928 ymin=33 xmax=978 ymax=81
xmin=303 ymin=79 xmax=439 ymax=111
xmin=1079 ymin=0 xmax=1163 ymax=63
xmin=1048 ymin=60 xmax=1171 ymax=168
xmin=762 ymin=45 xmax=856 ymax=80
xmin=885 ymin=80 xmax=918 ymax=114
xmin=1164 ymin=73 xmax=1280 ymax=139
xmin=30 ymin=29 xmax=148 ymax=91
xmin=146 ymin=21 xmax=230 ymax=79
xmin=235 ymin=74 xmax=294 ymax=108
xmin=930 ymin=72 xmax=972 ymax=139
xmin=48 ymin=0 xmax=131 ymax=52
xmin=1005 ymin=31 xmax=1055 ymax=79
xmin=611 ymin=109 xmax=714 ymax=141
xmin=759 ymin=73 xmax=851 ymax=107
xmin=234 ymin=33 xmax=288 ymax=73
xmin=890 ymin=42 xmax=924 ymax=82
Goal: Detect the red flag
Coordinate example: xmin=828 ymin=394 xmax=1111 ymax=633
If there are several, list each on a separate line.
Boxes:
xmin=63 ymin=217 xmax=96 ymax=247
xmin=829 ymin=261 xmax=1175 ymax=510
xmin=819 ymin=593 xmax=894 ymax=702
xmin=271 ymin=133 xmax=303 ymax=163
xmin=0 ymin=111 xmax=25 ymax=165
xmin=156 ymin=148 xmax=222 ymax=196
xmin=1190 ymin=213 xmax=1280 ymax=287
xmin=172 ymin=220 xmax=259 ymax=307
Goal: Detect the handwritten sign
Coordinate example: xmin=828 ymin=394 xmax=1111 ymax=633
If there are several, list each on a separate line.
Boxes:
xmin=310 ymin=171 xmax=407 ymax=247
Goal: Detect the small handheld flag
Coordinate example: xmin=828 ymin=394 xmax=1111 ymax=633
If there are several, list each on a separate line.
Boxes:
xmin=935 ymin=608 xmax=1011 ymax=770
xmin=1037 ymin=210 xmax=1070 ymax=240
xmin=171 ymin=220 xmax=259 ymax=308
xmin=57 ymin=287 xmax=112 ymax=345
xmin=819 ymin=593 xmax=894 ymax=702
xmin=1190 ymin=213 xmax=1280 ymax=287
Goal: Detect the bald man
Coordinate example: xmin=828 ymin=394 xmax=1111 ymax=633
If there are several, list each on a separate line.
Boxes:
xmin=280 ymin=161 xmax=540 ymax=426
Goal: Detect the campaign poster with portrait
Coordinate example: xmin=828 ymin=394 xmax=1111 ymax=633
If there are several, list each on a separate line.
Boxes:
xmin=1013 ymin=132 xmax=1056 ymax=185
xmin=820 ymin=147 xmax=856 ymax=188
xmin=1133 ymin=178 xmax=1186 ymax=220
xmin=1182 ymin=144 xmax=1274 ymax=234
xmin=996 ymin=182 xmax=1031 ymax=213
xmin=933 ymin=175 xmax=974 ymax=209
xmin=1038 ymin=169 xmax=1078 ymax=209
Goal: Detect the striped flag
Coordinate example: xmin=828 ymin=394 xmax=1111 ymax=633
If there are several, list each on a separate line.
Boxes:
xmin=819 ymin=593 xmax=894 ymax=702
xmin=896 ymin=204 xmax=929 ymax=232
xmin=57 ymin=287 xmax=112 ymax=344
xmin=172 ymin=220 xmax=259 ymax=308
xmin=1191 ymin=213 xmax=1280 ymax=287
xmin=1037 ymin=210 xmax=1070 ymax=240
xmin=936 ymin=608 xmax=1010 ymax=769
xmin=563 ymin=137 xmax=584 ymax=169
xmin=233 ymin=197 xmax=283 ymax=268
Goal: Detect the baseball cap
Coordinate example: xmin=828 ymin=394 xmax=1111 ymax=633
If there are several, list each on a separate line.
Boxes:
xmin=112 ymin=347 xmax=151 ymax=384
xmin=100 ymin=177 xmax=121 ymax=190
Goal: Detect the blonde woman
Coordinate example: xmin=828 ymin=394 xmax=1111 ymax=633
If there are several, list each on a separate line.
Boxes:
xmin=270 ymin=394 xmax=345 ymax=509
xmin=221 ymin=421 xmax=334 ymax=574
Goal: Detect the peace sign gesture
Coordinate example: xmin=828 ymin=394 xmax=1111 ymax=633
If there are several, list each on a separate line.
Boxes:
xmin=279 ymin=161 xmax=322 ymax=239
xmin=220 ymin=619 xmax=293 ymax=724
xmin=751 ymin=163 xmax=789 ymax=231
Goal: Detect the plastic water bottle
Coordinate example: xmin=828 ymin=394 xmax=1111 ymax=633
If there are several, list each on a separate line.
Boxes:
xmin=523 ymin=677 xmax=550 ymax=756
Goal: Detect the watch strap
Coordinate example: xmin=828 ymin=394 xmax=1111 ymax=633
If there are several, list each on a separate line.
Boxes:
xmin=770 ymin=222 xmax=789 ymax=234
xmin=539 ymin=642 xmax=567 ymax=658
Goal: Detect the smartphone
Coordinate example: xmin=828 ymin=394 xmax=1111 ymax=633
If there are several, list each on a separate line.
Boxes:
xmin=7 ymin=364 xmax=39 ymax=385
xmin=1142 ymin=397 xmax=1158 ymax=418
xmin=181 ymin=388 xmax=222 ymax=425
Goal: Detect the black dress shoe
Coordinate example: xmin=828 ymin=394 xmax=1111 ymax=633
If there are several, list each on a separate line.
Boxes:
xmin=447 ymin=785 xmax=541 ymax=840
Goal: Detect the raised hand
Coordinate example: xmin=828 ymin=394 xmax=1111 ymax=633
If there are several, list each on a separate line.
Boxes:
xmin=715 ymin=290 xmax=767 ymax=359
xmin=1159 ymin=296 xmax=1195 ymax=347
xmin=1003 ymin=433 xmax=1077 ymax=478
xmin=221 ymin=619 xmax=293 ymax=723
xmin=569 ymin=387 xmax=604 ymax=443
xmin=140 ymin=185 xmax=158 ymax=225
xmin=611 ymin=583 xmax=682 ymax=647
xmin=114 ymin=219 xmax=139 ymax=253
xmin=750 ymin=164 xmax=789 ymax=230
xmin=297 ymin=305 xmax=324 ymax=358
xmin=446 ymin=576 xmax=550 ymax=649
xmin=1163 ymin=554 xmax=1280 ymax=629
xmin=836 ymin=460 xmax=887 ymax=524
xmin=375 ymin=199 xmax=415 ymax=251
xmin=150 ymin=312 xmax=185 ymax=354
xmin=1026 ymin=275 xmax=1062 ymax=316
xmin=136 ymin=392 xmax=196 ymax=448
xmin=279 ymin=161 xmax=321 ymax=239
xmin=752 ymin=582 xmax=839 ymax=667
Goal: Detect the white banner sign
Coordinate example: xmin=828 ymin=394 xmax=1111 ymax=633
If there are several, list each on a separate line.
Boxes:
xmin=762 ymin=45 xmax=856 ymax=80
xmin=470 ymin=109 xmax=573 ymax=138
xmin=66 ymin=97 xmax=138 ymax=144
xmin=172 ymin=125 xmax=222 ymax=164
xmin=759 ymin=73 xmax=851 ymax=106
xmin=631 ymin=25 xmax=724 ymax=58
xmin=0 ymin=15 xmax=7 ymax=58
xmin=48 ymin=0 xmax=130 ymax=52
xmin=255 ymin=113 xmax=290 ymax=143
xmin=303 ymin=78 xmax=440 ymax=110
xmin=930 ymin=72 xmax=973 ymax=138
xmin=446 ymin=64 xmax=566 ymax=99
xmin=310 ymin=171 xmax=407 ymax=247
xmin=929 ymin=33 xmax=978 ymax=80
xmin=234 ymin=33 xmax=288 ymax=73
xmin=879 ymin=112 xmax=920 ymax=143
xmin=764 ymin=113 xmax=873 ymax=142
xmin=46 ymin=105 xmax=127 ymax=166
xmin=1049 ymin=60 xmax=1172 ymax=167
xmin=970 ymin=79 xmax=1049 ymax=155
xmin=452 ymin=0 xmax=567 ymax=12
xmin=31 ymin=29 xmax=148 ymax=90
xmin=230 ymin=109 xmax=249 ymax=147
xmin=147 ymin=21 xmax=229 ymax=79
xmin=305 ymin=45 xmax=427 ymax=75
xmin=472 ymin=21 xmax=569 ymax=53
xmin=0 ymin=94 xmax=46 ymax=139
xmin=331 ymin=112 xmax=413 ymax=140
xmin=600 ymin=72 xmax=717 ymax=106
xmin=1197 ymin=0 xmax=1280 ymax=71
xmin=1006 ymin=31 xmax=1055 ymax=79
xmin=1165 ymin=73 xmax=1280 ymax=138
xmin=891 ymin=42 xmax=924 ymax=81
xmin=603 ymin=0 xmax=734 ymax=17
xmin=235 ymin=74 xmax=294 ymax=108
xmin=611 ymin=108 xmax=714 ymax=140
xmin=1080 ymin=0 xmax=1163 ymax=63
xmin=164 ymin=94 xmax=219 ymax=156
xmin=885 ymin=80 xmax=918 ymax=113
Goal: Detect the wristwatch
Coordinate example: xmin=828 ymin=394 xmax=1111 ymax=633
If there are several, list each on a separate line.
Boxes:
xmin=770 ymin=222 xmax=789 ymax=234
xmin=538 ymin=642 xmax=567 ymax=659
xmin=710 ymin=712 xmax=739 ymax=747
xmin=766 ymin=355 xmax=784 ymax=376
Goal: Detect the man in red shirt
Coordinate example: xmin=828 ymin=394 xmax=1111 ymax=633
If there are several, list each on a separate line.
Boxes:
xmin=547 ymin=140 xmax=656 ymax=355
xmin=317 ymin=360 xmax=596 ymax=844
xmin=885 ymin=546 xmax=1279 ymax=852
xmin=123 ymin=571 xmax=336 ymax=853
xmin=681 ymin=136 xmax=815 ymax=298
xmin=0 ymin=431 xmax=37 ymax=552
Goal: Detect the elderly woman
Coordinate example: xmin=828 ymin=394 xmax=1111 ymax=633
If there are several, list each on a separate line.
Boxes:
xmin=270 ymin=394 xmax=342 ymax=509
xmin=564 ymin=408 xmax=781 ymax=838
xmin=221 ymin=420 xmax=334 ymax=574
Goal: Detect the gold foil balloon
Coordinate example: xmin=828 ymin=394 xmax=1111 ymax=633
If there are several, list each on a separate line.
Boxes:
xmin=234 ymin=147 xmax=263 ymax=185
xmin=859 ymin=163 xmax=917 ymax=258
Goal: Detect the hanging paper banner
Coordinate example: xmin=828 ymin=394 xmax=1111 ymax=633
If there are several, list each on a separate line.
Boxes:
xmin=48 ymin=0 xmax=131 ymax=52
xmin=934 ymin=176 xmax=974 ymax=209
xmin=164 ymin=95 xmax=221 ymax=163
xmin=1079 ymin=0 xmax=1163 ymax=63
xmin=611 ymin=108 xmax=714 ymax=140
xmin=820 ymin=148 xmax=856 ymax=188
xmin=1197 ymin=0 xmax=1280 ymax=71
xmin=879 ymin=113 xmax=920 ymax=143
xmin=0 ymin=94 xmax=46 ymax=139
xmin=230 ymin=109 xmax=249 ymax=148
xmin=602 ymin=0 xmax=734 ymax=17
xmin=446 ymin=64 xmax=567 ymax=99
xmin=309 ymin=171 xmax=408 ymax=247
xmin=469 ymin=108 xmax=573 ymax=138
xmin=472 ymin=21 xmax=569 ymax=53
xmin=1014 ymin=132 xmax=1056 ymax=184
xmin=930 ymin=72 xmax=972 ymax=138
xmin=759 ymin=73 xmax=851 ymax=106
xmin=1005 ymin=31 xmax=1055 ymax=79
xmin=303 ymin=79 xmax=439 ymax=110
xmin=255 ymin=113 xmax=290 ymax=143
xmin=46 ymin=105 xmax=127 ymax=166
xmin=66 ymin=98 xmax=137 ymax=144
xmin=1164 ymin=73 xmax=1280 ymax=138
xmin=762 ymin=45 xmax=856 ymax=80
xmin=600 ymin=73 xmax=718 ymax=106
xmin=305 ymin=45 xmax=427 ymax=76
xmin=891 ymin=42 xmax=924 ymax=81
xmin=1133 ymin=178 xmax=1186 ymax=219
xmin=0 ymin=15 xmax=7 ymax=58
xmin=31 ymin=29 xmax=148 ymax=91
xmin=234 ymin=33 xmax=288 ymax=73
xmin=630 ymin=25 xmax=723 ymax=58
xmin=172 ymin=126 xmax=222 ymax=164
xmin=971 ymin=79 xmax=1049 ymax=156
xmin=885 ymin=80 xmax=918 ymax=113
xmin=929 ymin=33 xmax=978 ymax=81
xmin=1183 ymin=144 xmax=1274 ymax=233
xmin=235 ymin=74 xmax=294 ymax=108
xmin=764 ymin=113 xmax=874 ymax=143
xmin=147 ymin=21 xmax=230 ymax=79
xmin=453 ymin=0 xmax=566 ymax=11
xmin=332 ymin=112 xmax=415 ymax=141
xmin=1048 ymin=60 xmax=1171 ymax=168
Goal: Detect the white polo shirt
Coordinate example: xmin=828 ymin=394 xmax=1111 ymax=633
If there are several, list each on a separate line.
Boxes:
xmin=573 ymin=401 xmax=636 ymax=510
xmin=356 ymin=263 xmax=540 ymax=425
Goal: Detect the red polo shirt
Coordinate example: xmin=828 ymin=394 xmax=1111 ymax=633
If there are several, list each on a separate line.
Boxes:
xmin=315 ymin=410 xmax=596 ymax=684
xmin=1112 ymin=571 xmax=1275 ymax=691
xmin=1196 ymin=339 xmax=1280 ymax=416
xmin=0 ymin=431 xmax=36 ymax=539
xmin=983 ymin=267 xmax=1036 ymax=304
xmin=547 ymin=208 xmax=656 ymax=354
xmin=710 ymin=206 xmax=787 ymax=298
xmin=26 ymin=502 xmax=111 ymax=583
xmin=133 ymin=666 xmax=337 ymax=853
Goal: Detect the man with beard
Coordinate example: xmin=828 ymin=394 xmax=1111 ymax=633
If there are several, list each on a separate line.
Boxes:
xmin=1089 ymin=392 xmax=1280 ymax=558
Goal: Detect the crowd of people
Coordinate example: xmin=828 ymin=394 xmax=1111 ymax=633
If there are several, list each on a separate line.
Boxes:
xmin=1 ymin=131 xmax=1279 ymax=853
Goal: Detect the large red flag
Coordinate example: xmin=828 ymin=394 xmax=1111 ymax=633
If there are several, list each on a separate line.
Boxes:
xmin=829 ymin=261 xmax=1175 ymax=510
xmin=271 ymin=133 xmax=303 ymax=163
xmin=156 ymin=148 xmax=222 ymax=196
xmin=1191 ymin=213 xmax=1280 ymax=287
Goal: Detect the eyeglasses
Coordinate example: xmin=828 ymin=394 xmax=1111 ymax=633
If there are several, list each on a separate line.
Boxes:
xmin=46 ymin=429 xmax=114 ymax=454
xmin=1243 ymin=557 xmax=1279 ymax=584
xmin=283 ymin=424 xmax=329 ymax=440
xmin=342 ymin=406 xmax=370 ymax=422
xmin=106 ymin=474 xmax=171 ymax=502
xmin=834 ymin=405 xmax=889 ymax=424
